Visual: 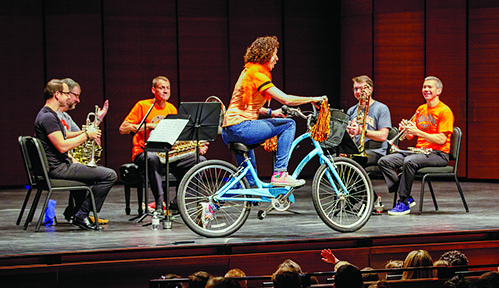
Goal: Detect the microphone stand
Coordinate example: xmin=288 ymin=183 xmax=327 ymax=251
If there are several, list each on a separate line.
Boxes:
xmin=130 ymin=99 xmax=157 ymax=225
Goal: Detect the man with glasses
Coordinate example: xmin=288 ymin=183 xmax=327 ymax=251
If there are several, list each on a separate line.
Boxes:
xmin=57 ymin=78 xmax=110 ymax=224
xmin=34 ymin=79 xmax=116 ymax=230
xmin=345 ymin=75 xmax=392 ymax=168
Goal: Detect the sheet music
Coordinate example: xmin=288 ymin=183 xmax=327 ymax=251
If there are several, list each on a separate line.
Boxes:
xmin=147 ymin=118 xmax=189 ymax=145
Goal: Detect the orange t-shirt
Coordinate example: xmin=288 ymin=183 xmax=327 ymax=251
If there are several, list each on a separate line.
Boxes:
xmin=413 ymin=101 xmax=454 ymax=153
xmin=124 ymin=99 xmax=178 ymax=160
xmin=223 ymin=63 xmax=275 ymax=127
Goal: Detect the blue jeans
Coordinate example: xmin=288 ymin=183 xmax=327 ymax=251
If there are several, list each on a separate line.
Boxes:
xmin=222 ymin=118 xmax=296 ymax=184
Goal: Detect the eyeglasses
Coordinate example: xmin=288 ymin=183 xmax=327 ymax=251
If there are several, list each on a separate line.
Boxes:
xmin=69 ymin=92 xmax=80 ymax=98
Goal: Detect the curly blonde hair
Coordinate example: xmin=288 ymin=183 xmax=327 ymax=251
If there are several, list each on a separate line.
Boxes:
xmin=244 ymin=36 xmax=279 ymax=64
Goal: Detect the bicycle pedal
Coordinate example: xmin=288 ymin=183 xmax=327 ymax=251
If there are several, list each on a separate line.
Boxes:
xmin=257 ymin=210 xmax=266 ymax=220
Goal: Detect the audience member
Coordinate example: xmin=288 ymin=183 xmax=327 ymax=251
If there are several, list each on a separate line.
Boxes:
xmin=188 ymin=271 xmax=212 ymax=288
xmin=225 ymin=268 xmax=247 ymax=288
xmin=362 ymin=267 xmax=380 ymax=282
xmin=444 ymin=274 xmax=476 ymax=288
xmin=272 ymin=265 xmax=301 ymax=288
xmin=402 ymin=249 xmax=434 ymax=280
xmin=433 ymin=259 xmax=453 ymax=278
xmin=440 ymin=250 xmax=469 ymax=273
xmin=368 ymin=279 xmax=391 ymax=288
xmin=384 ymin=260 xmax=403 ymax=280
xmin=476 ymin=271 xmax=499 ymax=288
xmin=205 ymin=277 xmax=241 ymax=288
xmin=334 ymin=263 xmax=363 ymax=288
xmin=160 ymin=274 xmax=184 ymax=288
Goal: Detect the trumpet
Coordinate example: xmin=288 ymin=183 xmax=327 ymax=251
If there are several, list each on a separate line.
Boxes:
xmin=69 ymin=105 xmax=102 ymax=167
xmin=388 ymin=111 xmax=418 ymax=154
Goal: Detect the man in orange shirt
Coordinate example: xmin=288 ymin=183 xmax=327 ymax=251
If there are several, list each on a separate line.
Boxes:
xmin=119 ymin=76 xmax=207 ymax=213
xmin=378 ymin=76 xmax=454 ymax=216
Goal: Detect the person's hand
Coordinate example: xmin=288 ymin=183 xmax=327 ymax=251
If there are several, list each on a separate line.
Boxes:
xmin=94 ymin=137 xmax=101 ymax=146
xmin=273 ymin=108 xmax=286 ymax=118
xmin=347 ymin=119 xmax=360 ymax=136
xmin=314 ymin=95 xmax=328 ymax=103
xmin=321 ymin=249 xmax=340 ymax=264
xmin=86 ymin=126 xmax=101 ymax=140
xmin=97 ymin=100 xmax=109 ymax=121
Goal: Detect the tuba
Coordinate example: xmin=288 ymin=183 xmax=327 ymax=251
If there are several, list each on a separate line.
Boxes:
xmin=205 ymin=95 xmax=226 ymax=134
xmin=69 ymin=105 xmax=102 ymax=167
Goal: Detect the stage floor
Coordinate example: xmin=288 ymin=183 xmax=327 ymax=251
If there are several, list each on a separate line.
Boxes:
xmin=1 ymin=179 xmax=497 ymax=257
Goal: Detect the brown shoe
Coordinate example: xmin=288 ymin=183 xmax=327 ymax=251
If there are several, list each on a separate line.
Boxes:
xmin=88 ymin=215 xmax=109 ymax=225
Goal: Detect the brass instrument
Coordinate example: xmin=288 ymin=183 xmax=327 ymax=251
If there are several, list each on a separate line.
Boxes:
xmin=158 ymin=140 xmax=208 ymax=164
xmin=354 ymin=84 xmax=372 ymax=157
xmin=205 ymin=95 xmax=226 ymax=134
xmin=387 ymin=111 xmax=418 ymax=154
xmin=69 ymin=105 xmax=102 ymax=167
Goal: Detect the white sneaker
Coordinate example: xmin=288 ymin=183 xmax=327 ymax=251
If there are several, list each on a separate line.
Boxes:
xmin=271 ymin=172 xmax=306 ymax=187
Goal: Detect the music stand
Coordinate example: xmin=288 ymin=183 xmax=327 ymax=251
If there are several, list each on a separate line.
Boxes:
xmin=177 ymin=102 xmax=220 ymax=162
xmin=136 ymin=117 xmax=188 ymax=228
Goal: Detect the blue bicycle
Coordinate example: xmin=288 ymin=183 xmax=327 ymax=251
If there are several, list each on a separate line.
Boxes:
xmin=177 ymin=104 xmax=373 ymax=237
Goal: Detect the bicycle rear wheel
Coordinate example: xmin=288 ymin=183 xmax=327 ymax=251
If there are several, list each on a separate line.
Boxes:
xmin=312 ymin=157 xmax=373 ymax=232
xmin=177 ymin=160 xmax=251 ymax=237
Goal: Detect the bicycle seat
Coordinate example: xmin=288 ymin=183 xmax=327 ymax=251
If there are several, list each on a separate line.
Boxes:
xmin=228 ymin=142 xmax=261 ymax=154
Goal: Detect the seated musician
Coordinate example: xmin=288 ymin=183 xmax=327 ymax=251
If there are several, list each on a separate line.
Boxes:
xmin=378 ymin=76 xmax=454 ymax=216
xmin=345 ymin=75 xmax=392 ymax=168
xmin=119 ymin=76 xmax=208 ymax=214
xmin=35 ymin=79 xmax=116 ymax=230
xmin=221 ymin=35 xmax=326 ymax=188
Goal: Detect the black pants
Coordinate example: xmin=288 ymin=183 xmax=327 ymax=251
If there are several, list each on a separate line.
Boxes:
xmin=134 ymin=152 xmax=206 ymax=209
xmin=378 ymin=150 xmax=449 ymax=202
xmin=50 ymin=162 xmax=117 ymax=218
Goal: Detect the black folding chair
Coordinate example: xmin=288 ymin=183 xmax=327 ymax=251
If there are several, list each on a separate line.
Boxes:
xmin=415 ymin=126 xmax=468 ymax=214
xmin=20 ymin=136 xmax=100 ymax=231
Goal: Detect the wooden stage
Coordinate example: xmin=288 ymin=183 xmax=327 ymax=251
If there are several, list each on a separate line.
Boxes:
xmin=1 ymin=179 xmax=498 ymax=287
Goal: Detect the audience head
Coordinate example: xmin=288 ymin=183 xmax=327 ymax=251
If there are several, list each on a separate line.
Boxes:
xmin=402 ymin=250 xmax=434 ymax=280
xmin=433 ymin=259 xmax=453 ymax=278
xmin=476 ymin=271 xmax=499 ymax=288
xmin=188 ymin=271 xmax=212 ymax=288
xmin=444 ymin=274 xmax=475 ymax=288
xmin=205 ymin=277 xmax=241 ymax=288
xmin=440 ymin=250 xmax=469 ymax=268
xmin=334 ymin=264 xmax=363 ymax=288
xmin=160 ymin=274 xmax=184 ymax=288
xmin=362 ymin=267 xmax=380 ymax=282
xmin=225 ymin=268 xmax=247 ymax=288
xmin=278 ymin=258 xmax=303 ymax=273
xmin=272 ymin=265 xmax=301 ymax=288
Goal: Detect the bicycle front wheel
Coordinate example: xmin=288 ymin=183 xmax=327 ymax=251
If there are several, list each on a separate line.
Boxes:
xmin=312 ymin=157 xmax=373 ymax=232
xmin=177 ymin=160 xmax=251 ymax=238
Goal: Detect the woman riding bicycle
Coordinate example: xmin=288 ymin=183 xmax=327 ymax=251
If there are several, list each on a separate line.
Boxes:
xmin=222 ymin=36 xmax=326 ymax=187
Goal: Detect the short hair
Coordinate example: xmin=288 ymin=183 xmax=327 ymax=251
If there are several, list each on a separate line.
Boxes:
xmin=278 ymin=259 xmax=303 ymax=274
xmin=439 ymin=250 xmax=468 ymax=267
xmin=477 ymin=271 xmax=499 ymax=288
xmin=425 ymin=76 xmax=443 ymax=90
xmin=188 ymin=271 xmax=212 ymax=288
xmin=243 ymin=36 xmax=279 ymax=65
xmin=44 ymin=79 xmax=63 ymax=100
xmin=152 ymin=76 xmax=170 ymax=88
xmin=62 ymin=78 xmax=81 ymax=91
xmin=272 ymin=266 xmax=301 ymax=288
xmin=352 ymin=75 xmax=374 ymax=88
xmin=334 ymin=264 xmax=363 ymax=288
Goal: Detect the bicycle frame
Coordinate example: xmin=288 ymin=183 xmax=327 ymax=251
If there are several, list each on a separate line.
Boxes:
xmin=213 ymin=131 xmax=350 ymax=204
